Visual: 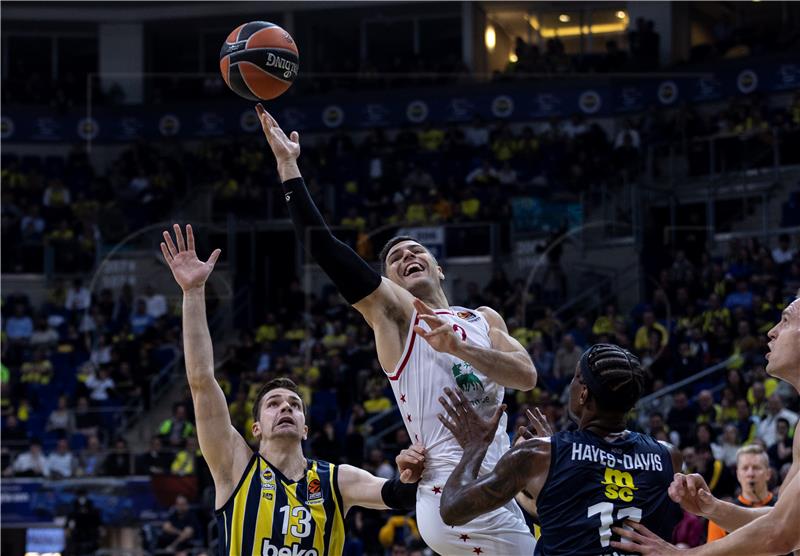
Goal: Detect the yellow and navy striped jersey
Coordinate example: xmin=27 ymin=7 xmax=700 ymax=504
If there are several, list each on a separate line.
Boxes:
xmin=216 ymin=453 xmax=345 ymax=556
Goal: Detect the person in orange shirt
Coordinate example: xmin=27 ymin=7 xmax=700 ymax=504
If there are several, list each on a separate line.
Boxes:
xmin=706 ymin=444 xmax=776 ymax=542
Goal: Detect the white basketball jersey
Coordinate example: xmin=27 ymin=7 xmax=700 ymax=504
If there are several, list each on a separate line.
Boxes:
xmin=384 ymin=306 xmax=510 ymax=479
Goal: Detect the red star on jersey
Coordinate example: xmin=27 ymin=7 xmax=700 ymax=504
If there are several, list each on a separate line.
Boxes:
xmin=431 ymin=486 xmax=442 ymax=494
xmin=459 ymin=534 xmax=471 ymax=542
xmin=472 ymin=548 xmax=483 ymax=555
xmin=406 ymin=413 xmax=413 ymax=422
xmin=400 ymin=393 xmax=406 ymax=403
xmin=414 ymin=433 xmax=420 ymax=442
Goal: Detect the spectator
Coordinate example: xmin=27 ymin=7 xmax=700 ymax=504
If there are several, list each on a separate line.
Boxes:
xmin=78 ymin=434 xmax=104 ymax=476
xmin=767 ymin=418 xmax=793 ymax=470
xmin=102 ymin=438 xmax=130 ymax=476
xmin=707 ymin=445 xmax=776 ymax=542
xmin=4 ymin=438 xmax=49 ymax=477
xmin=466 ymin=159 xmax=499 ymax=186
xmin=170 ymin=436 xmax=199 ymax=476
xmin=85 ymin=366 xmax=115 ymax=404
xmin=667 ymin=391 xmax=697 ymax=447
xmin=634 ymin=310 xmax=669 ymax=351
xmin=756 ymin=393 xmax=798 ymax=447
xmin=42 ymin=179 xmax=72 ymax=210
xmin=363 ymin=380 xmax=392 ymax=415
xmin=553 ymin=334 xmax=581 ymax=382
xmin=143 ymin=284 xmax=168 ymax=319
xmin=46 ymin=395 xmax=76 ymax=436
xmin=47 ymin=438 xmax=77 ymax=479
xmin=724 ymin=279 xmax=754 ymax=310
xmin=129 ymin=299 xmax=154 ymax=335
xmin=771 ymin=233 xmax=795 ymax=267
xmin=5 ymin=304 xmax=34 ymax=342
xmin=157 ymin=495 xmax=199 ymax=554
xmin=64 ymin=489 xmax=104 ymax=556
xmin=74 ymin=396 xmax=99 ymax=437
xmin=136 ymin=436 xmax=169 ymax=475
xmin=734 ymin=399 xmax=758 ymax=444
xmin=695 ymin=390 xmax=721 ymax=426
xmin=159 ymin=404 xmax=195 ymax=448
xmin=65 ymin=278 xmax=91 ymax=312
xmin=29 ymin=317 xmax=59 ymax=348
xmin=716 ymin=424 xmax=741 ymax=468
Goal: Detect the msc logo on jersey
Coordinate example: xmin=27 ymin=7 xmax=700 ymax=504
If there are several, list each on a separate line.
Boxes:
xmin=307 ymin=478 xmax=324 ymax=504
xmin=451 ymin=362 xmax=484 ymax=392
xmin=601 ymin=467 xmax=638 ymax=502
xmin=456 ymin=310 xmax=480 ymax=322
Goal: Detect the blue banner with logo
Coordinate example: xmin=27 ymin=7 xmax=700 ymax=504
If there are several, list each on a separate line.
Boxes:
xmin=2 ymin=58 xmax=798 ymax=143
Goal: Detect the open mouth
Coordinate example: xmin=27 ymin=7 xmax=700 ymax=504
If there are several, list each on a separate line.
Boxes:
xmin=275 ymin=416 xmax=295 ymax=428
xmin=404 ymin=262 xmax=425 ymax=277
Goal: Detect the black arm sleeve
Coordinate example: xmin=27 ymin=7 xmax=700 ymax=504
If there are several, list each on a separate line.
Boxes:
xmin=282 ymin=177 xmax=382 ymax=304
xmin=380 ymin=478 xmax=418 ymax=511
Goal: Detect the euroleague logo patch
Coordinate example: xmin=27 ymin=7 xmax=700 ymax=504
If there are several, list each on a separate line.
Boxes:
xmin=456 ymin=310 xmax=480 ymax=323
xmin=307 ymin=478 xmax=323 ymax=504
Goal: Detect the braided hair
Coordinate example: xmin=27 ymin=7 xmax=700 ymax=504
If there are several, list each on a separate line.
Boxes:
xmin=582 ymin=343 xmax=645 ymax=413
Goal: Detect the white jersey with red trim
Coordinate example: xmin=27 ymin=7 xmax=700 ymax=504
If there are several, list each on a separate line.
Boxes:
xmin=384 ymin=305 xmax=535 ymax=555
xmin=384 ymin=305 xmax=510 ymax=478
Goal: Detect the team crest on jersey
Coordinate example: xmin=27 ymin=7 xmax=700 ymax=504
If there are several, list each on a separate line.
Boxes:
xmin=456 ymin=310 xmax=480 ymax=323
xmin=307 ymin=478 xmax=324 ymax=504
xmin=451 ymin=362 xmax=485 ymax=392
xmin=262 ymin=467 xmax=276 ymax=490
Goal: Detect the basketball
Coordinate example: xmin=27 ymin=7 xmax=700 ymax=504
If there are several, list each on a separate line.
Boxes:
xmin=219 ymin=21 xmax=299 ymax=101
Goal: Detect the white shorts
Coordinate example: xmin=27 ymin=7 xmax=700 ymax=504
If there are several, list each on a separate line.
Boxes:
xmin=415 ymin=477 xmax=537 ymax=555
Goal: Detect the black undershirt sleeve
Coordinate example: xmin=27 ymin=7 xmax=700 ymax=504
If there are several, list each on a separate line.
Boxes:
xmin=380 ymin=478 xmax=418 ymax=511
xmin=281 ymin=177 xmax=382 ymax=305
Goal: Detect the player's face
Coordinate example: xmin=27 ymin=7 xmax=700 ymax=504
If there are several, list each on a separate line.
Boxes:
xmin=736 ymin=453 xmax=770 ymax=494
xmin=765 ymin=299 xmax=800 ymax=382
xmin=567 ymin=363 xmax=587 ymax=423
xmin=385 ymin=241 xmax=444 ymax=295
xmin=253 ymin=388 xmax=308 ymax=442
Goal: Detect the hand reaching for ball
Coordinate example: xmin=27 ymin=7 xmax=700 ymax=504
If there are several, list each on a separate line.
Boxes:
xmin=256 ymin=104 xmax=301 ymax=181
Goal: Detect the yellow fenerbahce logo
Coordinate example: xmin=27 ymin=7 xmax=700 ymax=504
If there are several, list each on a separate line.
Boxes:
xmin=601 ymin=467 xmax=637 ymax=502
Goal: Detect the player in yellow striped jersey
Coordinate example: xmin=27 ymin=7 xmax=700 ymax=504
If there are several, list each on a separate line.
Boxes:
xmin=160 ymin=224 xmax=421 ymax=556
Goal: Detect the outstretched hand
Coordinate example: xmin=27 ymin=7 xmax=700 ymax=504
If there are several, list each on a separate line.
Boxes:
xmin=438 ymin=387 xmax=505 ymax=450
xmin=413 ymin=298 xmax=462 ymax=355
xmin=161 ymin=224 xmax=221 ymax=292
xmin=256 ymin=104 xmax=300 ymax=168
xmin=515 ymin=407 xmax=553 ymax=445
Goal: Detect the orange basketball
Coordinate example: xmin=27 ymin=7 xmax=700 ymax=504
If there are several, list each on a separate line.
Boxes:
xmin=219 ymin=21 xmax=299 ymax=101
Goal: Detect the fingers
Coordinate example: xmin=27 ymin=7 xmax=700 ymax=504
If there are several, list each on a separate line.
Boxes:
xmin=626 ymin=521 xmax=659 ymax=539
xmin=173 ymin=223 xmax=186 ymax=251
xmin=526 ymin=408 xmax=550 ymax=436
xmin=418 ymin=314 xmax=446 ymax=327
xmin=163 ymin=230 xmax=178 ymax=257
xmin=609 ymin=540 xmax=645 ymax=553
xmin=160 ymin=242 xmax=173 ymax=264
xmin=400 ymin=469 xmax=413 ymax=483
xmin=186 ymin=224 xmax=195 ymax=252
xmin=437 ymin=413 xmax=457 ymax=434
xmin=438 ymin=392 xmax=460 ymax=422
xmin=413 ymin=298 xmax=436 ymax=315
xmin=490 ymin=404 xmax=507 ymax=428
xmin=405 ymin=446 xmax=426 ymax=460
xmin=517 ymin=426 xmax=534 ymax=440
xmin=207 ymin=248 xmax=222 ymax=267
xmin=414 ymin=323 xmax=450 ymax=339
xmin=611 ymin=526 xmax=648 ymax=544
xmin=290 ymin=131 xmax=299 ymax=143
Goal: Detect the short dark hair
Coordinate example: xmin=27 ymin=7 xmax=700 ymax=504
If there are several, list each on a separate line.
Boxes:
xmin=583 ymin=343 xmax=645 ymax=413
xmin=252 ymin=377 xmax=306 ymax=423
xmin=378 ymin=235 xmax=424 ymax=275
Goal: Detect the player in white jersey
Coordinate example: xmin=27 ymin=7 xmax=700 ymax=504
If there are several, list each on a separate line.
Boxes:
xmin=257 ymin=106 xmax=538 ymax=555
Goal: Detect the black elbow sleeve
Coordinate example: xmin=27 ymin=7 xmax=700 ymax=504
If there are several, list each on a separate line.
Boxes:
xmin=381 ymin=478 xmax=418 ymax=511
xmin=282 ymin=177 xmax=381 ymax=304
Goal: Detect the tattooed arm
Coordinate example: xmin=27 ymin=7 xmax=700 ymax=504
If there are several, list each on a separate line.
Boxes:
xmin=436 ymin=387 xmax=551 ymax=526
xmin=440 ymin=439 xmax=550 ymax=526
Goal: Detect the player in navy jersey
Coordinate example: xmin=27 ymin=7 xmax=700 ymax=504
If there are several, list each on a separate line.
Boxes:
xmin=435 ymin=343 xmax=683 ymax=556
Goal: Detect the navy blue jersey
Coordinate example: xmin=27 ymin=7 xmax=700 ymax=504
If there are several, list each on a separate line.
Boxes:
xmin=534 ymin=430 xmax=681 ymax=556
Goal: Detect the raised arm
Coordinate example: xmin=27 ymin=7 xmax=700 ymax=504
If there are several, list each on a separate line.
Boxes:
xmin=413 ymin=300 xmax=537 ymax=390
xmin=161 ymin=225 xmax=251 ymax=505
xmin=256 ymin=105 xmax=412 ymax=331
xmin=436 ymin=387 xmax=549 ymax=525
